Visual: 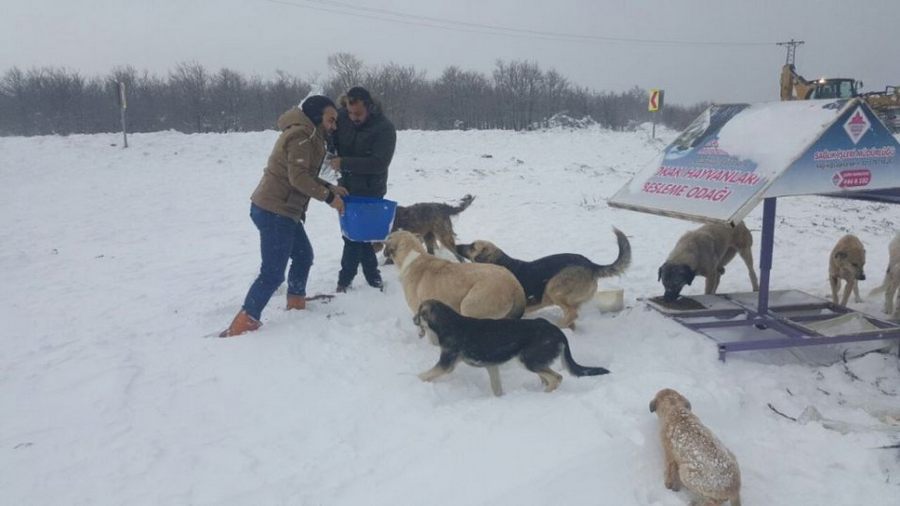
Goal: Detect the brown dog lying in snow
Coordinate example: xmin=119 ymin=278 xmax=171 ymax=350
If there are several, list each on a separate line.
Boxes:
xmin=650 ymin=389 xmax=741 ymax=506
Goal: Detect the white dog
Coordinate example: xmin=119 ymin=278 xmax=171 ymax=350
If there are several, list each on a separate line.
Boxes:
xmin=870 ymin=233 xmax=900 ymax=318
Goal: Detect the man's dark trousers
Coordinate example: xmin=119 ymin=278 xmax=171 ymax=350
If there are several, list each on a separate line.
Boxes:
xmin=338 ymin=237 xmax=381 ymax=289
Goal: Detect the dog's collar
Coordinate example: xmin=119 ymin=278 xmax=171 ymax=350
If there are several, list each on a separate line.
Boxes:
xmin=398 ymin=250 xmax=421 ymax=277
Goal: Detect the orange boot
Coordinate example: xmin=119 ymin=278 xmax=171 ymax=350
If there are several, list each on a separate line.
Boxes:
xmin=286 ymin=294 xmax=306 ymax=310
xmin=219 ymin=310 xmax=262 ymax=337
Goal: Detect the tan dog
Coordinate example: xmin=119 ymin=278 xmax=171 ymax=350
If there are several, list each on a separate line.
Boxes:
xmin=650 ymin=389 xmax=741 ymax=506
xmin=659 ymin=221 xmax=759 ymax=302
xmin=383 ymin=231 xmax=526 ymax=319
xmin=870 ymin=233 xmax=900 ymax=318
xmin=829 ymin=234 xmax=867 ymax=307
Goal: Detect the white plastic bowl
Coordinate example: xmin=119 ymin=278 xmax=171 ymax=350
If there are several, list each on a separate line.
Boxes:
xmin=595 ymin=287 xmax=625 ymax=313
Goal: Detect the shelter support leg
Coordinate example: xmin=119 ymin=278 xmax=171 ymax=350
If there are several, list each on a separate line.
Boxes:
xmin=757 ymin=198 xmax=777 ymax=315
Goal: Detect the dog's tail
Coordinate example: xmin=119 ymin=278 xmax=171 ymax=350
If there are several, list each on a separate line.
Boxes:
xmin=561 ymin=336 xmax=610 ymax=377
xmin=591 ymin=228 xmax=632 ymax=278
xmin=869 ymin=268 xmax=890 ymax=296
xmin=447 ymin=194 xmax=475 ymax=215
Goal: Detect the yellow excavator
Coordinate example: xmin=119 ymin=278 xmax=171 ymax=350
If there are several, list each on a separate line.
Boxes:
xmin=780 ymin=63 xmax=900 ymax=133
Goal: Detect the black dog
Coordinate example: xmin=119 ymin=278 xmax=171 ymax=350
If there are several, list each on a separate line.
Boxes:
xmin=413 ymin=300 xmax=610 ymax=396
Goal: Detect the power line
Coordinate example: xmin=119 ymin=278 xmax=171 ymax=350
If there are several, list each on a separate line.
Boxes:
xmin=266 ymin=0 xmax=568 ymax=42
xmin=266 ymin=0 xmax=777 ymax=47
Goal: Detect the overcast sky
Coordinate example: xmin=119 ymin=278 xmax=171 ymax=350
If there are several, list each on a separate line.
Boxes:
xmin=2 ymin=0 xmax=897 ymax=105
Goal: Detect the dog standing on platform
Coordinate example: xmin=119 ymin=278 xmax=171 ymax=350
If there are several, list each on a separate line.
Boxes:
xmin=829 ymin=234 xmax=867 ymax=307
xmin=870 ymin=233 xmax=900 ymax=318
xmin=659 ymin=221 xmax=759 ymax=302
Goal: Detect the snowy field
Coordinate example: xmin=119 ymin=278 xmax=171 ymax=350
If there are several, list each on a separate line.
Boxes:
xmin=2 ymin=124 xmax=899 ymax=505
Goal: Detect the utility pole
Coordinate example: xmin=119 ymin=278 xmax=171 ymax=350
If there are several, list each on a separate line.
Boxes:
xmin=776 ymin=39 xmax=805 ymax=66
xmin=118 ymin=81 xmax=128 ymax=148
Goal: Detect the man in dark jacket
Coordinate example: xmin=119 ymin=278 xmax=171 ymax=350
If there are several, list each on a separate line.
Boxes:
xmin=330 ymin=86 xmax=397 ymax=292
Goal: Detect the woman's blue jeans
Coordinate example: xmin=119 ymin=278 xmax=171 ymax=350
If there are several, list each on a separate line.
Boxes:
xmin=242 ymin=204 xmax=313 ymax=320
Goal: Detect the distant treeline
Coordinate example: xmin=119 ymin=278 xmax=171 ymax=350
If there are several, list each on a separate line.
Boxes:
xmin=0 ymin=53 xmax=706 ymax=136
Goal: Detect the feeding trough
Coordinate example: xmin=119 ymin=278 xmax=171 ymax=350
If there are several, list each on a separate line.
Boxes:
xmin=609 ymin=98 xmax=900 ymax=361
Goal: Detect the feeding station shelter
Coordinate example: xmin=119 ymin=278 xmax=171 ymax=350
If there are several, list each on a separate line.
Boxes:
xmin=609 ymin=98 xmax=900 ymax=361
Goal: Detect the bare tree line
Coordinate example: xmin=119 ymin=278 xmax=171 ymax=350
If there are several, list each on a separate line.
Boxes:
xmin=0 ymin=54 xmax=706 ymax=136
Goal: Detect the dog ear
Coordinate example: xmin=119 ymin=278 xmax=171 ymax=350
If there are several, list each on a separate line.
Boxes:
xmin=649 ymin=399 xmax=657 ymax=413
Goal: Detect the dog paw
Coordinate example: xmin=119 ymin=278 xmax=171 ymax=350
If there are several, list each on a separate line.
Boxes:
xmin=664 ymin=475 xmax=681 ymax=491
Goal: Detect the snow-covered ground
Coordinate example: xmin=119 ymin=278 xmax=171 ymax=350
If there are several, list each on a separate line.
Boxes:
xmin=2 ymin=125 xmax=898 ymax=505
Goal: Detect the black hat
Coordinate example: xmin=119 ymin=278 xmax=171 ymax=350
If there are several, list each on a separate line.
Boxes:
xmin=346 ymin=86 xmax=373 ymax=105
xmin=301 ymin=95 xmax=336 ymax=125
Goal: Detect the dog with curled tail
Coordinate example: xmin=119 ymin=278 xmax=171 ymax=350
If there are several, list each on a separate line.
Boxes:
xmin=456 ymin=228 xmax=631 ymax=329
xmin=650 ymin=389 xmax=741 ymax=506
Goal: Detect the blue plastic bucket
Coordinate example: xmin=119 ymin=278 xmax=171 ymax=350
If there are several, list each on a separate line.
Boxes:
xmin=339 ymin=196 xmax=398 ymax=242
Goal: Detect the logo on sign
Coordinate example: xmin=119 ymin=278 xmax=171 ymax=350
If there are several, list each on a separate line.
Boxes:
xmin=843 ymin=107 xmax=870 ymax=145
xmin=832 ymin=169 xmax=871 ymax=188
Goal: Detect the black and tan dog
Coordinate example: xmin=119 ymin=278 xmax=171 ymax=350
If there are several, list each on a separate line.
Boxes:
xmin=382 ymin=194 xmax=475 ymax=263
xmin=456 ymin=228 xmax=631 ymax=329
xmin=413 ymin=299 xmax=610 ymax=396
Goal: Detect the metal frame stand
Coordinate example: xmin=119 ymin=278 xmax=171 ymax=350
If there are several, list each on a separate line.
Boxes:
xmin=649 ymin=197 xmax=900 ymax=361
